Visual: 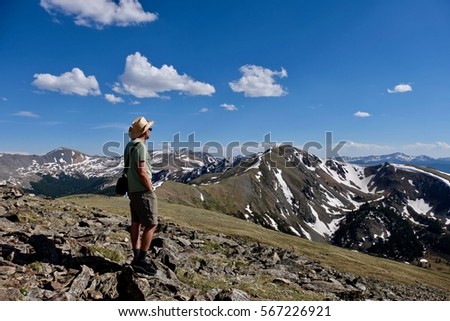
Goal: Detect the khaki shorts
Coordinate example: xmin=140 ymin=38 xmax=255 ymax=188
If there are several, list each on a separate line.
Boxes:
xmin=128 ymin=191 xmax=158 ymax=227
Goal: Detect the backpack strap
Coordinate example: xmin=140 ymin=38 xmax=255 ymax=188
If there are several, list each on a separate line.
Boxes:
xmin=123 ymin=141 xmax=140 ymax=174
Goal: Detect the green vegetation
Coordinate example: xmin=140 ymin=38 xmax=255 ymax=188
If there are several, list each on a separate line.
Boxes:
xmin=176 ymin=269 xmax=326 ymax=300
xmin=29 ymin=173 xmax=111 ymax=198
xmin=201 ymin=240 xmax=224 ymax=253
xmin=91 ymin=245 xmax=124 ymax=263
xmin=109 ymin=231 xmax=130 ymax=242
xmin=29 ymin=262 xmax=43 ymax=273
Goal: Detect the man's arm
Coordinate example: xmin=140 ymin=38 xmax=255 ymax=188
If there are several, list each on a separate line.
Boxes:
xmin=137 ymin=161 xmax=153 ymax=191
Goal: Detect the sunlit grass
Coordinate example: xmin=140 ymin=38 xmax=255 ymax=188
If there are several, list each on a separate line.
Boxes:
xmin=62 ymin=194 xmax=450 ymax=292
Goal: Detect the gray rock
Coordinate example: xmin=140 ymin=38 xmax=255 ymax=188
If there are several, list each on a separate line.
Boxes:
xmin=0 ymin=184 xmax=448 ymax=301
xmin=214 ymin=288 xmax=251 ymax=301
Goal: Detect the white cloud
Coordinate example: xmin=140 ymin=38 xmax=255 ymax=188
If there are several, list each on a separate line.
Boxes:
xmin=220 ymin=103 xmax=238 ymax=111
xmin=354 ymin=111 xmax=371 ymax=118
xmin=387 ymin=83 xmax=412 ymax=94
xmin=12 ymin=111 xmax=40 ymax=118
xmin=229 ymin=65 xmax=287 ymax=97
xmin=0 ymin=150 xmax=30 ymax=155
xmin=33 ymin=67 xmax=101 ymax=96
xmin=130 ymin=100 xmax=141 ymax=105
xmin=105 ymin=93 xmax=124 ymax=104
xmin=1 ymin=97 xmax=7 ymax=101
xmin=339 ymin=141 xmax=395 ymax=157
xmin=114 ymin=52 xmax=215 ymax=98
xmin=403 ymin=142 xmax=450 ymax=149
xmin=40 ymin=0 xmax=157 ymax=28
xmin=401 ymin=142 xmax=450 ymax=157
xmin=199 ymin=107 xmax=209 ymax=113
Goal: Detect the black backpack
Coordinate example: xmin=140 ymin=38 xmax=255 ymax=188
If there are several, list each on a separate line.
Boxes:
xmin=115 ymin=142 xmax=139 ymax=196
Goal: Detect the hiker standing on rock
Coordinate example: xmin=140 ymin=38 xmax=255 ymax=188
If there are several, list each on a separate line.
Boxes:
xmin=124 ymin=116 xmax=158 ymax=275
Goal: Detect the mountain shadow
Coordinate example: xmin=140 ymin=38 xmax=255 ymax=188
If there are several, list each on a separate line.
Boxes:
xmin=29 ymin=173 xmax=111 ymax=198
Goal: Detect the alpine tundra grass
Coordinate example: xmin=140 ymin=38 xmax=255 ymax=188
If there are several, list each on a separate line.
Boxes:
xmin=62 ymin=193 xmax=450 ymax=294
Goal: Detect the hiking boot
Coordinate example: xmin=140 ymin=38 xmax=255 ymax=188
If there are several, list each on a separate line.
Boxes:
xmin=131 ymin=259 xmax=157 ymax=276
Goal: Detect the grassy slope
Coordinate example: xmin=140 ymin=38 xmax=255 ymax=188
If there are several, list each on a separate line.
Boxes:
xmin=61 ymin=192 xmax=450 ymax=293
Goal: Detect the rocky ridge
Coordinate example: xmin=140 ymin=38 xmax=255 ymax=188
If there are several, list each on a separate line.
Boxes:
xmin=1 ymin=184 xmax=448 ymax=301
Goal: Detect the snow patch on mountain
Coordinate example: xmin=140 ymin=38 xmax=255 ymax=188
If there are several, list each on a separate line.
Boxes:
xmin=374 ymin=230 xmax=391 ymax=241
xmin=289 ymin=226 xmax=302 ymax=237
xmin=306 ymin=204 xmax=328 ymax=235
xmin=245 ymin=155 xmax=262 ymax=172
xmin=245 ymin=205 xmax=253 ymax=219
xmin=150 ymin=151 xmax=163 ymax=163
xmin=264 ymin=214 xmax=279 ymax=231
xmin=322 ymin=189 xmax=345 ymax=209
xmin=297 ymin=224 xmax=311 ymax=240
xmin=273 ymin=169 xmax=294 ymax=206
xmin=319 ymin=162 xmax=375 ymax=193
xmin=407 ymin=198 xmax=433 ymax=215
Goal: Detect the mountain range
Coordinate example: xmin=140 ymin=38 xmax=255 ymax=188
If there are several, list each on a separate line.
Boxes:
xmin=1 ymin=146 xmax=449 ymax=263
xmin=338 ymin=152 xmax=450 ymax=173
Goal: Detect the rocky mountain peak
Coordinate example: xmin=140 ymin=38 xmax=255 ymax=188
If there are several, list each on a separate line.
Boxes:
xmin=44 ymin=147 xmax=88 ymax=164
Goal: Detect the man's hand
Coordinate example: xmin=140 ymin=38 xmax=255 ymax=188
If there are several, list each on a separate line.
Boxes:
xmin=137 ymin=161 xmax=153 ymax=191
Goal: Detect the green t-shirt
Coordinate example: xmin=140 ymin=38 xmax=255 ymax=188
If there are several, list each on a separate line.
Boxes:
xmin=124 ymin=139 xmax=152 ymax=193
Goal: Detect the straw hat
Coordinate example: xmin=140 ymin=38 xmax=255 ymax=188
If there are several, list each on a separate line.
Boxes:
xmin=128 ymin=116 xmax=154 ymax=139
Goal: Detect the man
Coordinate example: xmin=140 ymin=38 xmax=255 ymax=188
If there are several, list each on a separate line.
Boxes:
xmin=124 ymin=116 xmax=158 ymax=275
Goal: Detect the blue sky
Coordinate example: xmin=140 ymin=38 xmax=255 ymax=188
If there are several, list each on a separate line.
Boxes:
xmin=1 ymin=0 xmax=450 ymax=158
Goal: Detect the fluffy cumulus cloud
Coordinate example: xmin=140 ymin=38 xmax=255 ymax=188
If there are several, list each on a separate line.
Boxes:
xmin=40 ymin=0 xmax=157 ymax=28
xmin=229 ymin=65 xmax=287 ymax=97
xmin=220 ymin=103 xmax=238 ymax=111
xmin=114 ymin=52 xmax=215 ymax=98
xmin=199 ymin=107 xmax=209 ymax=113
xmin=104 ymin=93 xmax=124 ymax=104
xmin=32 ymin=68 xmax=101 ymax=96
xmin=387 ymin=83 xmax=412 ymax=94
xmin=354 ymin=111 xmax=371 ymax=118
